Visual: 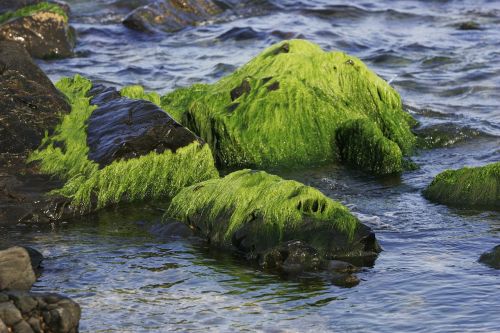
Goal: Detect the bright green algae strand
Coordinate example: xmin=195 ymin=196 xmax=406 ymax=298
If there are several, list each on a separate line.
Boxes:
xmin=29 ymin=75 xmax=219 ymax=212
xmin=160 ymin=39 xmax=416 ymax=173
xmin=120 ymin=85 xmax=161 ymax=106
xmin=0 ymin=2 xmax=68 ymax=24
xmin=167 ymin=169 xmax=360 ymax=255
xmin=424 ymin=162 xmax=500 ymax=210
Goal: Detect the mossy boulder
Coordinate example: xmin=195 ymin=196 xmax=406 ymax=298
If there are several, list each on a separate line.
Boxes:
xmin=29 ymin=75 xmax=219 ymax=213
xmin=161 ymin=39 xmax=416 ymax=174
xmin=167 ymin=169 xmax=381 ymax=263
xmin=424 ymin=162 xmax=500 ymax=210
xmin=0 ymin=2 xmax=74 ymax=59
xmin=123 ymin=0 xmax=222 ymax=33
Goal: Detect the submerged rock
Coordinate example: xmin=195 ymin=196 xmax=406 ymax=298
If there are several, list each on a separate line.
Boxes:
xmin=123 ymin=0 xmax=222 ymax=33
xmin=414 ymin=123 xmax=488 ymax=149
xmin=30 ymin=75 xmax=219 ymax=212
xmin=479 ymin=245 xmax=500 ymax=269
xmin=0 ymin=247 xmax=36 ymax=291
xmin=424 ymin=162 xmax=499 ymax=210
xmin=0 ymin=291 xmax=80 ymax=333
xmin=161 ymin=39 xmax=416 ymax=174
xmin=167 ymin=169 xmax=381 ymax=263
xmin=0 ymin=2 xmax=75 ymax=59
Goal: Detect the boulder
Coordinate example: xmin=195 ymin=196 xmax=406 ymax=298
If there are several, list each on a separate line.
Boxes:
xmin=0 ymin=247 xmax=36 ymax=291
xmin=0 ymin=2 xmax=75 ymax=59
xmin=424 ymin=162 xmax=499 ymax=210
xmin=167 ymin=169 xmax=381 ymax=264
xmin=479 ymin=245 xmax=500 ymax=269
xmin=161 ymin=39 xmax=416 ymax=174
xmin=123 ymin=0 xmax=222 ymax=33
xmin=0 ymin=292 xmax=80 ymax=333
xmin=29 ymin=75 xmax=219 ymax=212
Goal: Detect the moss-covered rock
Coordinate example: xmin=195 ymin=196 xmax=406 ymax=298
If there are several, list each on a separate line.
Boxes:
xmin=161 ymin=39 xmax=416 ymax=174
xmin=167 ymin=169 xmax=381 ymax=261
xmin=424 ymin=162 xmax=500 ymax=210
xmin=29 ymin=75 xmax=219 ymax=212
xmin=0 ymin=2 xmax=74 ymax=59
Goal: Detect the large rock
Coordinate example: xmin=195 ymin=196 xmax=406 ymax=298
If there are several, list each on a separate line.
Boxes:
xmin=0 ymin=247 xmax=36 ymax=291
xmin=0 ymin=292 xmax=80 ymax=333
xmin=0 ymin=2 xmax=75 ymax=59
xmin=161 ymin=39 xmax=417 ymax=174
xmin=479 ymin=245 xmax=500 ymax=269
xmin=424 ymin=162 xmax=499 ymax=210
xmin=30 ymin=75 xmax=219 ymax=212
xmin=0 ymin=40 xmax=70 ymax=155
xmin=167 ymin=169 xmax=381 ymax=264
xmin=123 ymin=0 xmax=222 ymax=33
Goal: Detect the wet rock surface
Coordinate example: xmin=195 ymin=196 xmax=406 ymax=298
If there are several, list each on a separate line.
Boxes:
xmin=0 ymin=3 xmax=75 ymax=59
xmin=479 ymin=245 xmax=500 ymax=269
xmin=123 ymin=0 xmax=223 ymax=33
xmin=0 ymin=292 xmax=80 ymax=333
xmin=87 ymin=85 xmax=203 ymax=167
xmin=0 ymin=247 xmax=36 ymax=292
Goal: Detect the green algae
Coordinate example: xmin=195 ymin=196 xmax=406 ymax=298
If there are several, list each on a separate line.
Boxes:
xmin=167 ymin=169 xmax=361 ymax=256
xmin=29 ymin=75 xmax=219 ymax=212
xmin=424 ymin=162 xmax=500 ymax=210
xmin=120 ymin=85 xmax=161 ymax=106
xmin=0 ymin=2 xmax=68 ymax=25
xmin=161 ymin=39 xmax=416 ymax=173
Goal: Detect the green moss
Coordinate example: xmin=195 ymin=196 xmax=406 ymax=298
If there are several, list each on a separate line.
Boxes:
xmin=167 ymin=169 xmax=362 ymax=256
xmin=424 ymin=162 xmax=500 ymax=210
xmin=120 ymin=85 xmax=161 ymax=106
xmin=336 ymin=118 xmax=403 ymax=174
xmin=29 ymin=75 xmax=219 ymax=212
xmin=161 ymin=39 xmax=416 ymax=173
xmin=0 ymin=2 xmax=68 ymax=25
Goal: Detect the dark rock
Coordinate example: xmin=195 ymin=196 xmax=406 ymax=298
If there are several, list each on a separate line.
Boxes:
xmin=21 ymin=247 xmax=43 ymax=272
xmin=0 ymin=247 xmax=36 ymax=291
xmin=326 ymin=260 xmax=359 ymax=273
xmin=457 ymin=21 xmax=481 ymax=30
xmin=330 ymin=272 xmax=360 ymax=288
xmin=230 ymin=79 xmax=251 ymax=101
xmin=0 ymin=292 xmax=80 ymax=333
xmin=217 ymin=27 xmax=265 ymax=41
xmin=123 ymin=0 xmax=223 ymax=33
xmin=0 ymin=41 xmax=70 ymax=155
xmin=87 ymin=86 xmax=203 ymax=168
xmin=479 ymin=245 xmax=500 ymax=269
xmin=259 ymin=240 xmax=322 ymax=274
xmin=0 ymin=6 xmax=75 ymax=59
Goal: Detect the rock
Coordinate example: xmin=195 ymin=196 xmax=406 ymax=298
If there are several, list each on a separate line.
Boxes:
xmin=0 ymin=292 xmax=80 ymax=333
xmin=326 ymin=260 xmax=359 ymax=273
xmin=0 ymin=247 xmax=36 ymax=291
xmin=0 ymin=1 xmax=41 ymax=15
xmin=424 ymin=162 xmax=499 ymax=210
xmin=217 ymin=27 xmax=266 ymax=41
xmin=330 ymin=272 xmax=360 ymax=288
xmin=0 ymin=2 xmax=75 ymax=59
xmin=21 ymin=247 xmax=43 ymax=273
xmin=161 ymin=40 xmax=416 ymax=173
xmin=123 ymin=0 xmax=222 ymax=33
xmin=0 ymin=40 xmax=70 ymax=155
xmin=259 ymin=241 xmax=322 ymax=274
xmin=0 ymin=318 xmax=7 ymax=333
xmin=168 ymin=169 xmax=381 ymax=263
xmin=414 ymin=123 xmax=488 ymax=149
xmin=456 ymin=21 xmax=481 ymax=30
xmin=30 ymin=75 xmax=219 ymax=212
xmin=479 ymin=245 xmax=500 ymax=269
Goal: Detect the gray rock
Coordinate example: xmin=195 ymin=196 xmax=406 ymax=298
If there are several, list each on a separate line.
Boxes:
xmin=0 ymin=301 xmax=22 ymax=326
xmin=479 ymin=245 xmax=500 ymax=269
xmin=0 ymin=247 xmax=36 ymax=291
xmin=0 ymin=318 xmax=8 ymax=333
xmin=326 ymin=260 xmax=359 ymax=273
xmin=13 ymin=320 xmax=34 ymax=333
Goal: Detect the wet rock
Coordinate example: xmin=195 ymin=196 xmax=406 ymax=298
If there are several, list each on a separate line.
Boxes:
xmin=217 ymin=27 xmax=266 ymax=41
xmin=21 ymin=247 xmax=43 ymax=274
xmin=0 ymin=1 xmax=41 ymax=15
xmin=456 ymin=21 xmax=481 ymax=30
xmin=0 ymin=292 xmax=80 ymax=333
xmin=326 ymin=260 xmax=359 ymax=273
xmin=330 ymin=272 xmax=360 ymax=288
xmin=414 ymin=123 xmax=488 ymax=149
xmin=0 ymin=247 xmax=36 ymax=291
xmin=0 ymin=3 xmax=75 ymax=59
xmin=168 ymin=170 xmax=381 ymax=264
xmin=424 ymin=162 xmax=499 ymax=210
xmin=123 ymin=0 xmax=223 ymax=33
xmin=0 ymin=40 xmax=70 ymax=155
xmin=479 ymin=245 xmax=500 ymax=269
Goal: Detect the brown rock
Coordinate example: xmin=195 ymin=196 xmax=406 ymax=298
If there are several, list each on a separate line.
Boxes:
xmin=0 ymin=247 xmax=36 ymax=291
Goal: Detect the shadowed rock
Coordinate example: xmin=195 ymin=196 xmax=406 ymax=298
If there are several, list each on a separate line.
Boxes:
xmin=123 ymin=0 xmax=222 ymax=33
xmin=479 ymin=245 xmax=500 ymax=269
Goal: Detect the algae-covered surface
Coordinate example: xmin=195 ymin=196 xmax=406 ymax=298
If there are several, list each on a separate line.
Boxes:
xmin=2 ymin=0 xmax=500 ymax=332
xmin=0 ymin=2 xmax=68 ymax=24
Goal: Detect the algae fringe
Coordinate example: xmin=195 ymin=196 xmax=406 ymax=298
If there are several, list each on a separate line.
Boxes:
xmin=0 ymin=2 xmax=68 ymax=24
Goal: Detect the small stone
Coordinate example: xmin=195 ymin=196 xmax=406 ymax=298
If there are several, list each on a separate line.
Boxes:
xmin=10 ymin=294 xmax=37 ymax=314
xmin=330 ymin=272 xmax=360 ymax=288
xmin=0 ymin=318 xmax=8 ymax=333
xmin=479 ymin=245 xmax=500 ymax=269
xmin=326 ymin=260 xmax=359 ymax=273
xmin=0 ymin=247 xmax=36 ymax=291
xmin=0 ymin=301 xmax=22 ymax=326
xmin=26 ymin=317 xmax=41 ymax=333
xmin=12 ymin=320 xmax=33 ymax=333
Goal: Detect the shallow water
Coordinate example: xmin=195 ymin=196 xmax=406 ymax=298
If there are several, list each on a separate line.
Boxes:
xmin=2 ymin=0 xmax=500 ymax=331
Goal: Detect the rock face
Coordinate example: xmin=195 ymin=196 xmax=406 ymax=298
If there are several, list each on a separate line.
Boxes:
xmin=30 ymin=75 xmax=219 ymax=212
xmin=424 ymin=162 xmax=499 ymax=210
xmin=0 ymin=292 xmax=80 ymax=333
xmin=0 ymin=40 xmax=70 ymax=155
xmin=479 ymin=245 xmax=500 ymax=269
xmin=0 ymin=2 xmax=75 ymax=59
xmin=167 ymin=169 xmax=381 ymax=263
xmin=123 ymin=0 xmax=222 ymax=33
xmin=161 ymin=39 xmax=416 ymax=174
xmin=0 ymin=247 xmax=36 ymax=291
